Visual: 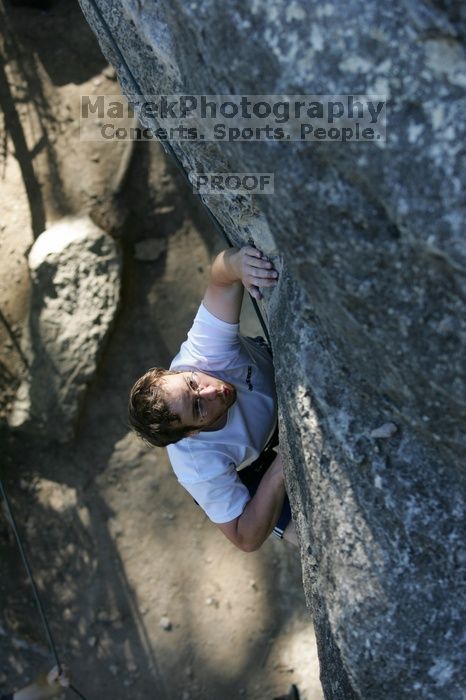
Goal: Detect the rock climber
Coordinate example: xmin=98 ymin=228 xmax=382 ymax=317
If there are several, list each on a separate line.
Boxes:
xmin=0 ymin=665 xmax=71 ymax=700
xmin=128 ymin=245 xmax=297 ymax=551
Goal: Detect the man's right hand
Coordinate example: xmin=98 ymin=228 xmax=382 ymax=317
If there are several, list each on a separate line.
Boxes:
xmin=231 ymin=246 xmax=279 ymax=301
xmin=204 ymin=246 xmax=279 ymax=325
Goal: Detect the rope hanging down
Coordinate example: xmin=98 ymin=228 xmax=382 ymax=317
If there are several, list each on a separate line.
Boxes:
xmin=0 ymin=478 xmax=88 ymax=700
xmin=85 ymin=0 xmax=272 ymax=347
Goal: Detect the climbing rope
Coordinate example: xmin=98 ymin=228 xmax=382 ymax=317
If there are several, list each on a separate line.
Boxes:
xmin=0 ymin=477 xmax=88 ymax=700
xmin=84 ymin=0 xmax=272 ymax=347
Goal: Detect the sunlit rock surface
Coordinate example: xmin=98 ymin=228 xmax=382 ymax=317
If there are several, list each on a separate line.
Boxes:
xmin=9 ymin=215 xmax=121 ymax=441
xmin=78 ymin=1 xmax=465 ymax=698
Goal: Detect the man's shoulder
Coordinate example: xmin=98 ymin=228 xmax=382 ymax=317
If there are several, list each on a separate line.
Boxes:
xmin=167 ymin=435 xmax=237 ymax=483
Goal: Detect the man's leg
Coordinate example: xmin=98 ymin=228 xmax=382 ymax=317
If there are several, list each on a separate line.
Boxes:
xmin=283 ymin=520 xmax=298 ymax=546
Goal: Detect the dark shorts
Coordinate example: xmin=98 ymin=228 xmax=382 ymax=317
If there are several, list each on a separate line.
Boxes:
xmin=237 ymin=446 xmax=292 ymax=539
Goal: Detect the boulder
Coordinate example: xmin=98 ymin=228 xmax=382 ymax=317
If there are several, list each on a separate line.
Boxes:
xmin=9 ymin=215 xmax=121 ymax=441
xmin=77 ymin=1 xmax=466 ymax=698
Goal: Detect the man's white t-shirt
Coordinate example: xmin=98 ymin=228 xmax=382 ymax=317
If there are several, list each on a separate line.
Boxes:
xmin=166 ymin=302 xmax=277 ymax=524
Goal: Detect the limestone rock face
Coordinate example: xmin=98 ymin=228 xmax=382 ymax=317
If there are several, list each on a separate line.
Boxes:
xmin=9 ymin=215 xmax=121 ymax=442
xmin=77 ymin=1 xmax=465 ymax=698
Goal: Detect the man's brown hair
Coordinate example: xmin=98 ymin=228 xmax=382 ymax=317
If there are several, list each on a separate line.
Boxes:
xmin=128 ymin=368 xmax=194 ymax=447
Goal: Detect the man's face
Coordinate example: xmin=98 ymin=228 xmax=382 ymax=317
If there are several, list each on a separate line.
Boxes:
xmin=162 ymin=370 xmax=237 ymax=433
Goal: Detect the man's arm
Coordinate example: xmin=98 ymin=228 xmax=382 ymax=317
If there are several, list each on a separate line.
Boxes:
xmin=203 ymin=246 xmax=278 ymax=324
xmin=217 ymin=453 xmax=285 ymax=552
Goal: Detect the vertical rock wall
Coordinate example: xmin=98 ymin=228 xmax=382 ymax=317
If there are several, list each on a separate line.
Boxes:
xmin=78 ymin=1 xmax=466 ymax=698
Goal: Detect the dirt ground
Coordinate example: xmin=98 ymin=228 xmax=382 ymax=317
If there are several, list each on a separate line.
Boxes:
xmin=0 ymin=3 xmax=323 ymax=699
